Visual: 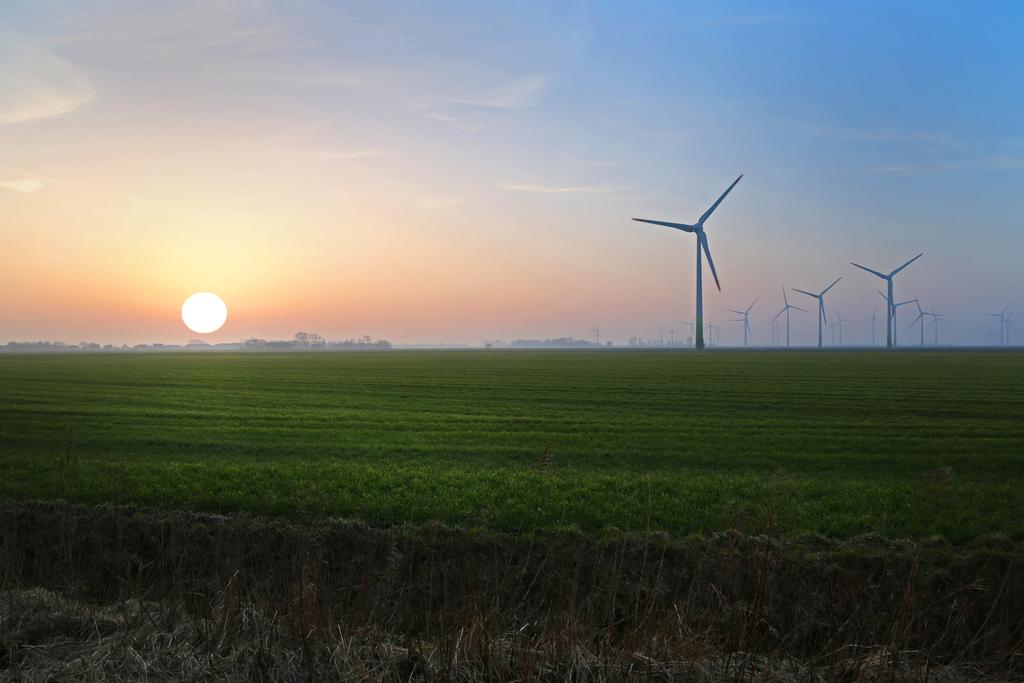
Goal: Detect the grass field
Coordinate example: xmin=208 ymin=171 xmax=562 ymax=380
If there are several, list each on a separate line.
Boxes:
xmin=1 ymin=350 xmax=1022 ymax=541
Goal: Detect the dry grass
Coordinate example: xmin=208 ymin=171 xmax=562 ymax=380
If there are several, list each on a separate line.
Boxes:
xmin=2 ymin=501 xmax=1022 ymax=680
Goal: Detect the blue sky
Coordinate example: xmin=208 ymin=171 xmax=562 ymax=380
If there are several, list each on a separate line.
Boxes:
xmin=0 ymin=1 xmax=1021 ymax=344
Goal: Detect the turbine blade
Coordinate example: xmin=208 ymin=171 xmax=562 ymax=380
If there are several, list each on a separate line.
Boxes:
xmin=890 ymin=252 xmax=924 ymax=276
xmin=791 ymin=305 xmax=808 ymax=312
xmin=822 ymin=305 xmax=828 ymax=325
xmin=632 ymin=218 xmax=696 ymax=232
xmin=851 ymin=262 xmax=887 ymax=279
xmin=911 ymin=312 xmax=923 ymax=326
xmin=782 ymin=287 xmax=789 ymax=306
xmin=700 ymin=232 xmax=721 ymax=291
xmin=698 ymin=175 xmax=743 ymax=225
xmin=792 ymin=288 xmax=818 ymax=299
xmin=727 ymin=309 xmax=745 ymax=315
xmin=746 ymin=296 xmax=760 ymax=314
xmin=821 ymin=277 xmax=842 ymax=295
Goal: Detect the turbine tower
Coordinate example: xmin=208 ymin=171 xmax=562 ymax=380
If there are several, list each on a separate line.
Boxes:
xmin=832 ymin=310 xmax=853 ymax=346
xmin=878 ymin=291 xmax=916 ymax=347
xmin=633 ymin=175 xmax=743 ymax=350
xmin=988 ymin=305 xmax=1011 ymax=346
xmin=677 ymin=320 xmax=695 ymax=347
xmin=774 ymin=288 xmax=806 ymax=348
xmin=727 ymin=298 xmax=759 ymax=348
xmin=793 ymin=278 xmax=841 ymax=348
xmin=864 ymin=308 xmax=879 ymax=346
xmin=930 ymin=311 xmax=944 ymax=345
xmin=911 ymin=300 xmax=928 ymax=346
xmin=851 ymin=254 xmax=923 ymax=349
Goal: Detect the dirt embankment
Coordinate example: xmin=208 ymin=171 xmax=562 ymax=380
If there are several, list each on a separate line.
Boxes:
xmin=2 ymin=501 xmax=1022 ymax=680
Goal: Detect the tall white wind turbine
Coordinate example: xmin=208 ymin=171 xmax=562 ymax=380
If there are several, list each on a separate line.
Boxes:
xmin=728 ymin=297 xmax=759 ymax=347
xmin=793 ymin=278 xmax=841 ymax=348
xmin=851 ymin=254 xmax=923 ymax=349
xmin=633 ymin=175 xmax=743 ymax=350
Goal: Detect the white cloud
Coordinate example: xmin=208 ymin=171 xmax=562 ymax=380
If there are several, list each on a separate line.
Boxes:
xmin=0 ymin=167 xmax=44 ymax=193
xmin=0 ymin=26 xmax=94 ymax=126
xmin=0 ymin=178 xmax=42 ymax=194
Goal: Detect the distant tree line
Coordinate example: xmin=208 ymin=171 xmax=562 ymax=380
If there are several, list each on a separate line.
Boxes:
xmin=3 ymin=334 xmax=392 ymax=352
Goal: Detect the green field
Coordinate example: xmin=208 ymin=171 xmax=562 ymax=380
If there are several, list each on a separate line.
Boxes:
xmin=1 ymin=350 xmax=1022 ymax=541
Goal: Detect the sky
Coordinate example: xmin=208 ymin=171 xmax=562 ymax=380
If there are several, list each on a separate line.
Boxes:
xmin=1 ymin=0 xmax=1021 ymax=346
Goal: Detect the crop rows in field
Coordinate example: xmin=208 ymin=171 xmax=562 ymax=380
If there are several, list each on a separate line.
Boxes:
xmin=1 ymin=350 xmax=1022 ymax=541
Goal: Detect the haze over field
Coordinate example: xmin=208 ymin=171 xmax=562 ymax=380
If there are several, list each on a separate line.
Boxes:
xmin=0 ymin=1 xmax=1021 ymax=346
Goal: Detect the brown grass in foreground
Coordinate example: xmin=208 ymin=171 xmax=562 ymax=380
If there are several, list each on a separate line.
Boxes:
xmin=2 ymin=501 xmax=1022 ymax=680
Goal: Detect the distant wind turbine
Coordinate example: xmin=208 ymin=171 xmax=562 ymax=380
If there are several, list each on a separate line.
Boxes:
xmin=910 ymin=300 xmax=939 ymax=346
xmin=633 ymin=175 xmax=743 ymax=350
xmin=703 ymin=322 xmax=720 ymax=346
xmin=677 ymin=320 xmax=695 ymax=347
xmin=793 ymin=278 xmax=841 ymax=348
xmin=878 ymin=291 xmax=916 ymax=347
xmin=774 ymin=288 xmax=806 ymax=348
xmin=851 ymin=254 xmax=923 ymax=349
xmin=832 ymin=310 xmax=853 ymax=346
xmin=864 ymin=308 xmax=880 ymax=346
xmin=931 ymin=311 xmax=945 ymax=345
xmin=727 ymin=298 xmax=759 ymax=347
xmin=988 ymin=304 xmax=1011 ymax=346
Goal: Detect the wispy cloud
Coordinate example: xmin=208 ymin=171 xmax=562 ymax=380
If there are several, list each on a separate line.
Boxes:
xmin=441 ymin=75 xmax=549 ymax=109
xmin=501 ymin=183 xmax=629 ymax=195
xmin=0 ymin=178 xmax=42 ymax=194
xmin=0 ymin=167 xmax=43 ymax=193
xmin=0 ymin=27 xmax=94 ymax=126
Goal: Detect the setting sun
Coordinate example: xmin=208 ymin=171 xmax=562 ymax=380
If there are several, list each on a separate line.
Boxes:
xmin=181 ymin=292 xmax=227 ymax=334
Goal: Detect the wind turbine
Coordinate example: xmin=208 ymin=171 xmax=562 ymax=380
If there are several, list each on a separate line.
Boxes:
xmin=832 ymin=310 xmax=853 ymax=346
xmin=793 ymin=278 xmax=841 ymax=348
xmin=864 ymin=308 xmax=880 ymax=346
xmin=764 ymin=319 xmax=780 ymax=346
xmin=910 ymin=300 xmax=930 ymax=346
xmin=851 ymin=254 xmax=923 ymax=349
xmin=930 ymin=311 xmax=945 ymax=345
xmin=633 ymin=175 xmax=743 ymax=350
xmin=878 ymin=291 xmax=917 ymax=347
xmin=774 ymin=288 xmax=806 ymax=348
xmin=677 ymin=320 xmax=695 ymax=347
xmin=727 ymin=298 xmax=759 ymax=347
xmin=704 ymin=323 xmax=720 ymax=346
xmin=988 ymin=305 xmax=1011 ymax=346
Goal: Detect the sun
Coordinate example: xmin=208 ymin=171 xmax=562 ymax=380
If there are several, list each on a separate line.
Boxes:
xmin=181 ymin=292 xmax=228 ymax=334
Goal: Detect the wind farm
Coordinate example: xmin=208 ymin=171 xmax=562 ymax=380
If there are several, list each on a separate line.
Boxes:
xmin=2 ymin=2 xmax=1023 ymax=680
